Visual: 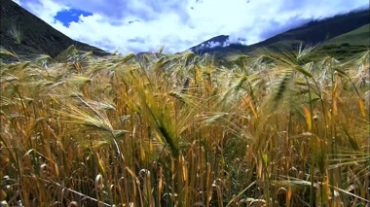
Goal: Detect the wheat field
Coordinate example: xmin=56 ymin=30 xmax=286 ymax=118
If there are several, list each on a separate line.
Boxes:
xmin=0 ymin=46 xmax=369 ymax=206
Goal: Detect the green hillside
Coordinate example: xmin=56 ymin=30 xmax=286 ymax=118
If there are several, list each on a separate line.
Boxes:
xmin=307 ymin=24 xmax=370 ymax=61
xmin=326 ymin=23 xmax=370 ymax=46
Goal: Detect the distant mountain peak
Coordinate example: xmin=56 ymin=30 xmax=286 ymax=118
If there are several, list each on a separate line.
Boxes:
xmin=189 ymin=9 xmax=370 ymax=57
xmin=190 ymin=35 xmax=247 ymax=53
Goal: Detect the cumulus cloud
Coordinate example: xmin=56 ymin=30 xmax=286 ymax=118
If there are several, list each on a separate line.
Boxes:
xmin=15 ymin=0 xmax=370 ymax=54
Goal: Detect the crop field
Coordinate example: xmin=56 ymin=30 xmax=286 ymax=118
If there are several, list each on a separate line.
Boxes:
xmin=0 ymin=47 xmax=369 ymax=206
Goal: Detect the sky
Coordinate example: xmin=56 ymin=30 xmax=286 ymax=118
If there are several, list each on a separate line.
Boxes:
xmin=13 ymin=0 xmax=370 ymax=54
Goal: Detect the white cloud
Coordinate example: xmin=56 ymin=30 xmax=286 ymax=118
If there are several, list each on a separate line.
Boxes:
xmin=16 ymin=0 xmax=370 ymax=54
xmin=20 ymin=0 xmax=68 ymax=23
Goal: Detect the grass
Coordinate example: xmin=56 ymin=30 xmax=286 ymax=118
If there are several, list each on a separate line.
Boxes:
xmin=0 ymin=47 xmax=369 ymax=207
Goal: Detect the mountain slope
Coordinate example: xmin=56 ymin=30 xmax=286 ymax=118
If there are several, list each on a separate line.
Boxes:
xmin=190 ymin=9 xmax=370 ymax=58
xmin=324 ymin=23 xmax=369 ymax=46
xmin=0 ymin=0 xmax=109 ymax=61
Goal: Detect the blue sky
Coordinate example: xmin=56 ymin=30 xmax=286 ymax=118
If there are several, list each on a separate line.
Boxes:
xmin=54 ymin=9 xmax=93 ymax=27
xmin=12 ymin=0 xmax=369 ymax=54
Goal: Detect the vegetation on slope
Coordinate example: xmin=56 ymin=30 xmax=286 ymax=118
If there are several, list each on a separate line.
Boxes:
xmin=0 ymin=47 xmax=369 ymax=206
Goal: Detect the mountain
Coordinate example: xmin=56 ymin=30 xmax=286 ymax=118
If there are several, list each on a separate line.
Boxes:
xmin=190 ymin=9 xmax=370 ymax=60
xmin=189 ymin=35 xmax=250 ymax=56
xmin=190 ymin=35 xmax=229 ymax=53
xmin=324 ymin=23 xmax=369 ymax=46
xmin=0 ymin=0 xmax=109 ymax=62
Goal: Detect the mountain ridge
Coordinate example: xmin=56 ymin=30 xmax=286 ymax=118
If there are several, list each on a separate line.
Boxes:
xmin=0 ymin=0 xmax=109 ymax=62
xmin=189 ymin=9 xmax=370 ymax=58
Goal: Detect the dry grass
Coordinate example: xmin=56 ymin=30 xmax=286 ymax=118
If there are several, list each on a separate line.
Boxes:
xmin=0 ymin=48 xmax=369 ymax=207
